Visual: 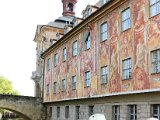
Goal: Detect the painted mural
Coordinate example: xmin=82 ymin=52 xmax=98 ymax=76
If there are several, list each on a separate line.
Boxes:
xmin=43 ymin=0 xmax=160 ymax=102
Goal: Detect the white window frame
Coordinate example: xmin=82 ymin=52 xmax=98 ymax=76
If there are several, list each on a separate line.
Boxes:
xmin=63 ymin=47 xmax=67 ymax=62
xmin=128 ymin=105 xmax=137 ymax=120
xmin=122 ymin=58 xmax=132 ymax=80
xmin=72 ymin=75 xmax=77 ymax=90
xmin=85 ymin=71 xmax=90 ymax=87
xmin=73 ymin=41 xmax=78 ymax=56
xmin=112 ymin=105 xmax=120 ymax=120
xmin=54 ymin=53 xmax=58 ymax=67
xmin=62 ymin=79 xmax=66 ymax=92
xmin=150 ymin=0 xmax=160 ymax=17
xmin=101 ymin=22 xmax=108 ymax=41
xmin=151 ymin=49 xmax=160 ymax=74
xmin=101 ymin=66 xmax=108 ymax=84
xmin=152 ymin=104 xmax=160 ymax=119
xmin=122 ymin=8 xmax=131 ymax=31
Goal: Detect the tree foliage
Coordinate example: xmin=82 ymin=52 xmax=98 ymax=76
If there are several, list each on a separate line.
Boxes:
xmin=0 ymin=76 xmax=19 ymax=95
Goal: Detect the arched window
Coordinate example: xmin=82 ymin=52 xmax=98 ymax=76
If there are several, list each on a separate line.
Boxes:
xmin=68 ymin=3 xmax=73 ymax=12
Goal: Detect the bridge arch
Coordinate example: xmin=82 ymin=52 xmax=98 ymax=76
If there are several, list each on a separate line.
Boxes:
xmin=0 ymin=94 xmax=46 ymax=120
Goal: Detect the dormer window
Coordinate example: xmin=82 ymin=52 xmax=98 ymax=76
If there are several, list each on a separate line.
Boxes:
xmin=68 ymin=3 xmax=74 ymax=12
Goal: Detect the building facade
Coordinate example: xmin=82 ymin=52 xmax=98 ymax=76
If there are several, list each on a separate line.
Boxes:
xmin=33 ymin=0 xmax=160 ymax=119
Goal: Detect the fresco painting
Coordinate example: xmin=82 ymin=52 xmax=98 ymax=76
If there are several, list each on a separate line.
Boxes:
xmin=108 ymin=12 xmax=121 ymax=93
xmin=43 ymin=0 xmax=160 ymax=102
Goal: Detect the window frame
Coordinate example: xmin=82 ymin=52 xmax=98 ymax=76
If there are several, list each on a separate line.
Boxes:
xmin=72 ymin=75 xmax=77 ymax=90
xmin=54 ymin=53 xmax=58 ymax=67
xmin=151 ymin=104 xmax=160 ymax=119
xmin=85 ymin=32 xmax=91 ymax=50
xmin=101 ymin=22 xmax=108 ymax=42
xmin=122 ymin=58 xmax=132 ymax=80
xmin=89 ymin=106 xmax=94 ymax=117
xmin=85 ymin=71 xmax=91 ymax=87
xmin=46 ymin=84 xmax=50 ymax=93
xmin=101 ymin=66 xmax=108 ymax=84
xmin=57 ymin=107 xmax=60 ymax=118
xmin=47 ymin=58 xmax=51 ymax=71
xmin=112 ymin=105 xmax=120 ymax=120
xmin=65 ymin=106 xmax=69 ymax=118
xmin=128 ymin=105 xmax=137 ymax=120
xmin=62 ymin=79 xmax=66 ymax=92
xmin=63 ymin=47 xmax=67 ymax=62
xmin=151 ymin=49 xmax=160 ymax=74
xmin=122 ymin=8 xmax=131 ymax=31
xmin=72 ymin=41 xmax=78 ymax=56
xmin=53 ymin=82 xmax=57 ymax=94
xmin=149 ymin=0 xmax=160 ymax=17
xmin=75 ymin=106 xmax=80 ymax=120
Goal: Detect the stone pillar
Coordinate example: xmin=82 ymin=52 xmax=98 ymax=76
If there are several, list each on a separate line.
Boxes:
xmin=80 ymin=105 xmax=89 ymax=120
xmin=120 ymin=104 xmax=128 ymax=120
xmin=137 ymin=103 xmax=150 ymax=120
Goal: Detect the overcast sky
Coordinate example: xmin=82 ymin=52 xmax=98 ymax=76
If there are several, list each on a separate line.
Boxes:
xmin=0 ymin=0 xmax=99 ymax=96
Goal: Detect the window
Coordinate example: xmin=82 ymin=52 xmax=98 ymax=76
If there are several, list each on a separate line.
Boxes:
xmin=76 ymin=106 xmax=80 ymax=120
xmin=101 ymin=22 xmax=107 ymax=41
xmin=54 ymin=53 xmax=58 ymax=67
xmin=128 ymin=105 xmax=137 ymax=120
xmin=72 ymin=75 xmax=77 ymax=90
xmin=62 ymin=79 xmax=66 ymax=91
xmin=122 ymin=8 xmax=130 ymax=31
xmin=47 ymin=58 xmax=51 ymax=71
xmin=72 ymin=41 xmax=78 ymax=56
xmin=53 ymin=82 xmax=57 ymax=93
xmin=68 ymin=3 xmax=73 ymax=12
xmin=85 ymin=32 xmax=91 ymax=49
xmin=49 ymin=107 xmax=52 ymax=117
xmin=63 ymin=47 xmax=67 ymax=61
xmin=57 ymin=107 xmax=60 ymax=118
xmin=85 ymin=71 xmax=90 ymax=87
xmin=65 ymin=106 xmax=69 ymax=118
xmin=101 ymin=66 xmax=108 ymax=84
xmin=151 ymin=49 xmax=160 ymax=74
xmin=89 ymin=106 xmax=94 ymax=117
xmin=112 ymin=105 xmax=120 ymax=120
xmin=122 ymin=58 xmax=132 ymax=80
xmin=152 ymin=104 xmax=160 ymax=119
xmin=150 ymin=0 xmax=160 ymax=17
xmin=47 ymin=84 xmax=50 ymax=93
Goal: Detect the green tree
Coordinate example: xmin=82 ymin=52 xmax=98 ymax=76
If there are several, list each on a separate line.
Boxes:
xmin=0 ymin=76 xmax=19 ymax=95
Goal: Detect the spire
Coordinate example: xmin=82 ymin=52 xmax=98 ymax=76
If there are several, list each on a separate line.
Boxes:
xmin=62 ymin=0 xmax=77 ymax=16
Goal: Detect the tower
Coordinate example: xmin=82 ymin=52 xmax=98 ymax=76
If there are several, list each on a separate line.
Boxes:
xmin=62 ymin=0 xmax=77 ymax=16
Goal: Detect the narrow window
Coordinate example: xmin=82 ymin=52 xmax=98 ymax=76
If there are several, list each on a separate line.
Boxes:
xmin=85 ymin=32 xmax=91 ymax=49
xmin=101 ymin=66 xmax=108 ymax=84
xmin=151 ymin=49 xmax=160 ymax=74
xmin=128 ymin=105 xmax=137 ymax=120
xmin=150 ymin=0 xmax=160 ymax=17
xmin=122 ymin=8 xmax=130 ymax=31
xmin=63 ymin=47 xmax=67 ymax=62
xmin=89 ymin=106 xmax=94 ymax=117
xmin=53 ymin=82 xmax=57 ymax=93
xmin=49 ymin=107 xmax=52 ymax=117
xmin=112 ymin=105 xmax=120 ymax=120
xmin=47 ymin=84 xmax=50 ymax=93
xmin=62 ymin=79 xmax=66 ymax=92
xmin=122 ymin=58 xmax=132 ymax=80
xmin=76 ymin=106 xmax=80 ymax=120
xmin=101 ymin=22 xmax=107 ymax=41
xmin=47 ymin=58 xmax=51 ymax=71
xmin=72 ymin=41 xmax=77 ymax=56
xmin=57 ymin=107 xmax=60 ymax=118
xmin=54 ymin=53 xmax=58 ymax=67
xmin=152 ymin=104 xmax=160 ymax=119
xmin=72 ymin=75 xmax=77 ymax=90
xmin=65 ymin=106 xmax=69 ymax=118
xmin=85 ymin=71 xmax=90 ymax=87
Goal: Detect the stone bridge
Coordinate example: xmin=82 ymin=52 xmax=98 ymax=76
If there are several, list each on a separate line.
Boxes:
xmin=0 ymin=94 xmax=46 ymax=120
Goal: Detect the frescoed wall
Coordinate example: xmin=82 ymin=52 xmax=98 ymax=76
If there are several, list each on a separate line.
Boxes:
xmin=43 ymin=0 xmax=160 ymax=102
